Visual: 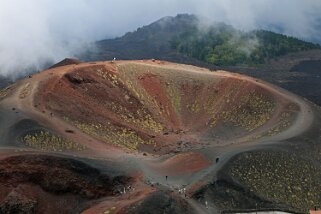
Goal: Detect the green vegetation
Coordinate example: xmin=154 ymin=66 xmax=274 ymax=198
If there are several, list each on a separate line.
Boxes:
xmin=171 ymin=24 xmax=321 ymax=66
xmin=22 ymin=130 xmax=86 ymax=152
xmin=229 ymin=150 xmax=321 ymax=212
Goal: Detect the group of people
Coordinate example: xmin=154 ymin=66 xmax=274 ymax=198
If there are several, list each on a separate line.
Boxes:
xmin=178 ymin=187 xmax=187 ymax=197
xmin=119 ymin=185 xmax=134 ymax=195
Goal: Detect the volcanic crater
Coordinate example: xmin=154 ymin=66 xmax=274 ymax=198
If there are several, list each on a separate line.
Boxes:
xmin=34 ymin=61 xmax=302 ymax=153
xmin=0 ymin=60 xmax=320 ymax=213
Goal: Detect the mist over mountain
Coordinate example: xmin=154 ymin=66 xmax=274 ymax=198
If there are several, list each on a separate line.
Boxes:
xmin=1 ymin=0 xmax=321 ymax=77
xmin=85 ymin=14 xmax=320 ymax=63
xmin=84 ymin=14 xmax=206 ymax=63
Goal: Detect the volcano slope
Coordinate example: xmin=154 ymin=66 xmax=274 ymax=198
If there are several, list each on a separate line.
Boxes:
xmin=0 ymin=60 xmax=320 ymax=213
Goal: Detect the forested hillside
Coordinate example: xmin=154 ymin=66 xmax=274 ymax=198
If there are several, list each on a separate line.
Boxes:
xmin=91 ymin=14 xmax=320 ymax=67
xmin=171 ymin=25 xmax=320 ymax=66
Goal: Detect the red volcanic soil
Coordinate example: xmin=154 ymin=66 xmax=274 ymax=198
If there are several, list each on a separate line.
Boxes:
xmin=0 ymin=60 xmax=315 ymax=213
xmin=138 ymin=73 xmax=180 ymax=129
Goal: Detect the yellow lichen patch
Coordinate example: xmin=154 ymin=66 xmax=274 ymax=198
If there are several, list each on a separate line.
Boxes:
xmin=97 ymin=68 xmax=120 ymax=86
xmin=203 ymin=80 xmax=244 ymax=127
xmin=203 ymin=91 xmax=220 ymax=115
xmin=118 ymin=63 xmax=176 ymax=104
xmin=108 ymin=102 xmax=164 ymax=133
xmin=187 ymin=100 xmax=201 ymax=113
xmin=96 ymin=68 xmax=109 ymax=79
xmin=248 ymin=103 xmax=299 ymax=141
xmin=229 ymin=151 xmax=321 ymax=212
xmin=103 ymin=207 xmax=116 ymax=214
xmin=267 ymin=111 xmax=295 ymax=136
xmin=124 ymin=79 xmax=142 ymax=100
xmin=110 ymin=74 xmax=119 ymax=85
xmin=96 ymin=66 xmax=164 ymax=133
xmin=224 ymin=92 xmax=275 ymax=131
xmin=68 ymin=119 xmax=155 ymax=151
xmin=136 ymin=113 xmax=163 ymax=133
xmin=19 ymin=83 xmax=32 ymax=99
xmin=204 ymin=86 xmax=275 ymax=131
xmin=0 ymin=88 xmax=9 ymax=100
xmin=166 ymin=82 xmax=181 ymax=113
xmin=22 ymin=131 xmax=86 ymax=152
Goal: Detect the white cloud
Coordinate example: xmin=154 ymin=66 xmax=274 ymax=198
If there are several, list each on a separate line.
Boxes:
xmin=0 ymin=0 xmax=320 ymax=77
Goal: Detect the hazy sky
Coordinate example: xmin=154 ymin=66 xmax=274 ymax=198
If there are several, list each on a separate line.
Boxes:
xmin=0 ymin=0 xmax=321 ymax=76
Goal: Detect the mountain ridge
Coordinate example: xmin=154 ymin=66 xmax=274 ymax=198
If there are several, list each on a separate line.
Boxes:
xmin=86 ymin=14 xmax=320 ymax=63
xmin=80 ymin=14 xmax=321 ymax=106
